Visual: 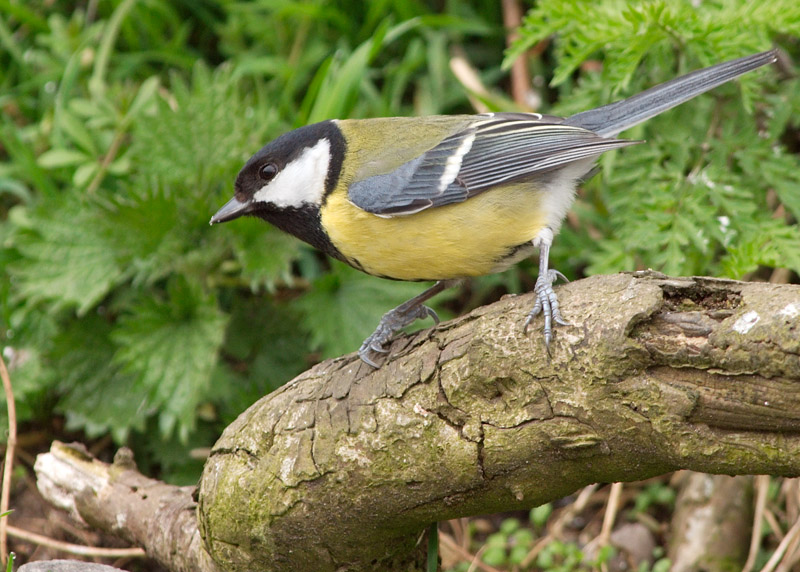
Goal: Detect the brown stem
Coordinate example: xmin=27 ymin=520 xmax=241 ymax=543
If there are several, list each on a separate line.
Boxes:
xmin=0 ymin=354 xmax=17 ymax=566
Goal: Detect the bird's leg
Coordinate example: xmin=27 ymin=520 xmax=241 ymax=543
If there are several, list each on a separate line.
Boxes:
xmin=359 ymin=280 xmax=457 ymax=368
xmin=523 ymin=228 xmax=571 ymax=350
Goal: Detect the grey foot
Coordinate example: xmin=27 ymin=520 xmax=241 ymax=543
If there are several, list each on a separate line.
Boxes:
xmin=358 ymin=304 xmax=440 ymax=367
xmin=523 ymin=269 xmax=571 ymax=349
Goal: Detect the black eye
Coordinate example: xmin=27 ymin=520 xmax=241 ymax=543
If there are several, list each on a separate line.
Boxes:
xmin=258 ymin=163 xmax=278 ymax=181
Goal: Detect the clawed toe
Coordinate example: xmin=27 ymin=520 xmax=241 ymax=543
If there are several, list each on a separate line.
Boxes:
xmin=524 ymin=267 xmax=570 ymax=347
xmin=356 ymin=281 xmax=454 ymax=367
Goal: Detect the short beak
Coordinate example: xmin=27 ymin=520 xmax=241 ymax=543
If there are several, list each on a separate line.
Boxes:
xmin=210 ymin=196 xmax=252 ymax=225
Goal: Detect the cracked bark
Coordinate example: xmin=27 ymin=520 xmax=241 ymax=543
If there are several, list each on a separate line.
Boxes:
xmin=34 ymin=272 xmax=800 ymax=572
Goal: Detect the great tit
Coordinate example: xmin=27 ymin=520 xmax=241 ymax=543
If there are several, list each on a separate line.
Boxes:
xmin=211 ymin=49 xmax=777 ymax=367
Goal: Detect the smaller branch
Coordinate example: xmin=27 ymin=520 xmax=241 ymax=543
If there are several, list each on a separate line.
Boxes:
xmin=502 ymin=0 xmax=532 ymax=108
xmin=6 ymin=524 xmax=145 ymax=558
xmin=744 ymin=475 xmax=771 ymax=572
xmin=762 ymin=517 xmax=800 ymax=572
xmin=449 ymin=48 xmax=491 ymax=113
xmin=86 ymin=128 xmax=126 ymax=195
xmin=669 ymin=474 xmax=752 ymax=571
xmin=0 ymin=353 xmax=17 ymax=566
xmin=521 ymin=485 xmax=601 ymax=568
xmin=438 ymin=532 xmax=501 ymax=572
xmin=598 ymin=482 xmax=623 ymax=548
xmin=34 ymin=442 xmax=220 ymax=572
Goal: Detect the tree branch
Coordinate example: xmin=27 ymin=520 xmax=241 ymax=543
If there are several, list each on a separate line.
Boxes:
xmin=34 ymin=444 xmax=219 ymax=572
xmin=35 ymin=272 xmax=800 ymax=572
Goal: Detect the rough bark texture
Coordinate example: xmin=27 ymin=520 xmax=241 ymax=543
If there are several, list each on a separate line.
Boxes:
xmin=197 ymin=272 xmax=800 ymax=571
xmin=33 ymin=272 xmax=800 ymax=572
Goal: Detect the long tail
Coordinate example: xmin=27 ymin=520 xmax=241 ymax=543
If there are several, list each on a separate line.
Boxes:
xmin=564 ymin=49 xmax=778 ymax=137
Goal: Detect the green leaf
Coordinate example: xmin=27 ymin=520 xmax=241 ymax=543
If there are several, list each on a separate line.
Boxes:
xmin=229 ymin=219 xmax=299 ymax=291
xmin=100 ymin=182 xmax=186 ymax=286
xmin=112 ymin=276 xmax=228 ymax=440
xmin=52 ymin=314 xmax=150 ymax=442
xmin=217 ymin=297 xmax=310 ymax=418
xmin=11 ymin=198 xmax=125 ymax=315
xmin=54 ymin=108 xmax=99 ymax=156
xmin=36 ymin=148 xmax=89 ymax=169
xmin=297 ymin=262 xmax=428 ymax=359
xmin=305 ymin=18 xmax=420 ymax=123
xmin=130 ymin=63 xmax=270 ymax=190
xmin=72 ymin=161 xmax=98 ymax=187
xmin=122 ymin=75 xmax=161 ymax=125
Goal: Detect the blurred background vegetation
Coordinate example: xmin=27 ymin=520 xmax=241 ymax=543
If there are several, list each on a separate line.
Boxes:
xmin=0 ymin=0 xmax=799 ymax=567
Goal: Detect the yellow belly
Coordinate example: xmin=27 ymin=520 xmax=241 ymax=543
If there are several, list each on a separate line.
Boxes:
xmin=320 ymin=184 xmax=546 ymax=281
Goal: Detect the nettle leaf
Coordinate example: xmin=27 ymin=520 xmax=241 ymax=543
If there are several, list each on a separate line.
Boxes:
xmin=101 ymin=181 xmax=186 ymax=286
xmin=112 ymin=276 xmax=228 ymax=440
xmin=217 ymin=297 xmax=310 ymax=421
xmin=52 ymin=313 xmax=151 ymax=442
xmin=131 ymin=62 xmax=273 ymax=189
xmin=129 ymin=419 xmax=217 ymax=486
xmin=229 ymin=218 xmax=299 ymax=291
xmin=11 ymin=197 xmax=125 ymax=315
xmin=297 ymin=262 xmax=428 ymax=359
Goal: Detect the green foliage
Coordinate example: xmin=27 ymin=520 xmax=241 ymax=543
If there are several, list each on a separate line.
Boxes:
xmin=534 ymin=539 xmax=616 ymax=571
xmin=507 ymin=0 xmax=800 ymax=282
xmin=426 ymin=522 xmax=439 ymax=572
xmin=531 ymin=502 xmax=555 ymax=529
xmin=296 ymin=262 xmax=428 ymax=359
xmin=632 ymin=482 xmax=677 ymax=514
xmin=1 ymin=0 xmax=798 ymax=487
xmin=0 ymin=0 xmax=504 ymax=472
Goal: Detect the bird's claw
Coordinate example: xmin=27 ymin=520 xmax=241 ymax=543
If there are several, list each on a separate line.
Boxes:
xmin=358 ymin=304 xmax=439 ymax=367
xmin=523 ymin=269 xmax=571 ymax=349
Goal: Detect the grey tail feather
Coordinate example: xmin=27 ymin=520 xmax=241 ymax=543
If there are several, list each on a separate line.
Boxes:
xmin=564 ymin=49 xmax=778 ymax=137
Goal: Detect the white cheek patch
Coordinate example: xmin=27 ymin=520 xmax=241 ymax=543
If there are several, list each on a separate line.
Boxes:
xmin=254 ymin=138 xmax=331 ymax=208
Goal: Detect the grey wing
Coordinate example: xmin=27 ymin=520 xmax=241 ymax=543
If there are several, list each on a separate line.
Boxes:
xmin=348 ymin=113 xmax=641 ymax=216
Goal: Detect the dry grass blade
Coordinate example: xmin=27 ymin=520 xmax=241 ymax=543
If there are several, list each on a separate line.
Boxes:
xmin=501 ymin=0 xmax=532 ymax=108
xmin=519 ymin=483 xmax=601 ymax=568
xmin=438 ymin=532 xmax=502 ymax=572
xmin=744 ymin=475 xmax=772 ymax=572
xmin=6 ymin=524 xmax=146 ymax=559
xmin=760 ymin=517 xmax=800 ymax=572
xmin=0 ymin=354 xmax=17 ymax=566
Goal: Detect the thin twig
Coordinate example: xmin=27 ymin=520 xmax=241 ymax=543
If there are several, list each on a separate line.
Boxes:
xmin=6 ymin=525 xmax=146 ymax=559
xmin=760 ymin=517 xmax=800 ymax=572
xmin=744 ymin=475 xmax=772 ymax=572
xmin=599 ymin=482 xmax=623 ymax=543
xmin=449 ymin=48 xmax=491 ymax=113
xmin=0 ymin=353 xmax=17 ymax=566
xmin=765 ymin=509 xmax=785 ymax=542
xmin=86 ymin=128 xmax=126 ymax=195
xmin=584 ymin=482 xmax=623 ymax=572
xmin=552 ymin=483 xmax=601 ymax=537
xmin=777 ymin=532 xmax=800 ymax=572
xmin=501 ymin=0 xmax=532 ymax=108
xmin=438 ymin=532 xmax=502 ymax=572
xmin=776 ymin=481 xmax=800 ymax=572
xmin=520 ymin=484 xmax=601 ymax=568
xmin=776 ymin=528 xmax=800 ymax=572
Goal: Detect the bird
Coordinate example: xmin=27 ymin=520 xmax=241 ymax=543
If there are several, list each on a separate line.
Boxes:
xmin=211 ymin=49 xmax=778 ymax=367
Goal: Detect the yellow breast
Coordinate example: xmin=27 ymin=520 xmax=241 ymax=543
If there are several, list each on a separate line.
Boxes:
xmin=320 ymin=183 xmax=546 ymax=281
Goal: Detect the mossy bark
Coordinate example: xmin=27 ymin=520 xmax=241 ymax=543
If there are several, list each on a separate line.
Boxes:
xmin=196 ymin=272 xmax=800 ymax=571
